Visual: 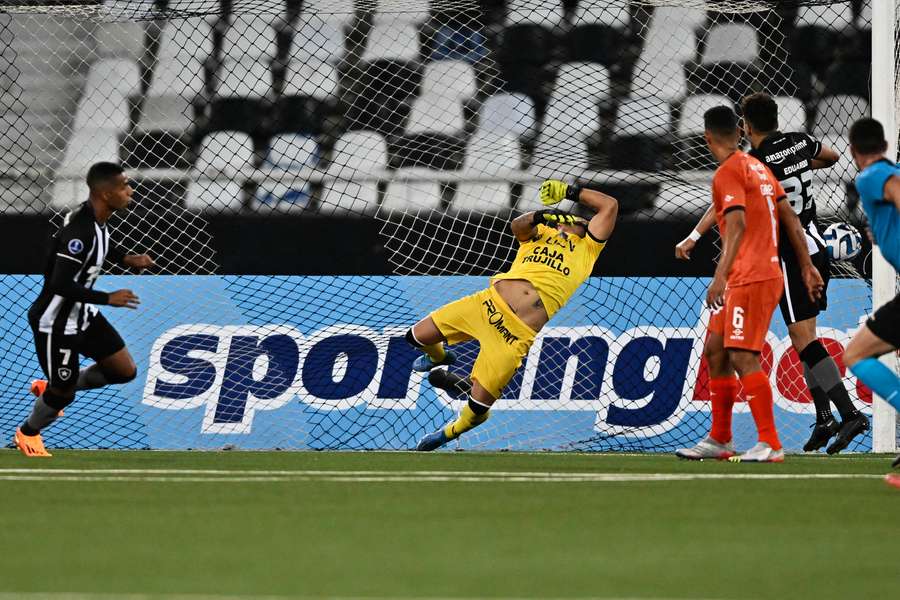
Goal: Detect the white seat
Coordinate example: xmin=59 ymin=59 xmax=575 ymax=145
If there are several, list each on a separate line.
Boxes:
xmin=541 ymin=96 xmax=599 ymax=140
xmin=85 ymin=58 xmax=140 ymax=97
xmin=362 ymin=23 xmax=420 ymax=62
xmin=195 ymin=131 xmax=254 ymax=174
xmin=858 ymin=0 xmax=872 ymax=28
xmin=655 ymin=181 xmax=710 ymax=218
xmin=222 ymin=15 xmax=278 ymax=61
xmin=95 ymin=21 xmax=145 ymax=60
xmin=701 ymin=23 xmax=758 ymax=65
xmin=573 ymin=2 xmax=630 ymax=27
xmin=530 ymin=136 xmax=587 ymax=180
xmin=73 ymin=92 xmax=130 ymax=130
xmin=382 ymin=174 xmax=443 ymax=213
xmin=373 ymin=0 xmax=431 ymax=25
xmin=320 ymin=131 xmax=387 ymax=215
xmin=642 ymin=12 xmax=698 ymax=62
xmin=185 ymin=181 xmax=245 ymax=212
xmin=305 ymin=0 xmax=355 ymax=28
xmin=52 ymin=129 xmax=119 ymax=208
xmin=550 ymin=62 xmax=609 ymax=103
xmin=254 ymin=135 xmax=319 ymax=212
xmin=148 ymin=58 xmax=205 ymax=99
xmin=797 ymin=2 xmax=854 ymax=29
xmin=290 ymin=16 xmax=344 ymax=64
xmin=813 ymin=183 xmax=848 ymax=219
xmin=158 ymin=17 xmax=213 ymax=63
xmin=421 ymin=60 xmax=476 ymax=100
xmin=137 ymin=95 xmax=193 ymax=131
xmin=455 ymin=134 xmax=520 ymax=212
xmin=815 ymin=134 xmax=855 ymax=185
xmin=813 ymin=95 xmax=869 ymax=137
xmin=630 ymin=58 xmax=687 ymax=102
xmin=215 ymin=60 xmax=271 ymax=99
xmin=677 ymin=94 xmax=732 ymax=137
xmin=615 ymin=97 xmax=671 ymax=137
xmin=283 ymin=61 xmax=339 ymax=99
xmin=773 ymin=96 xmax=806 ymax=132
xmin=478 ymin=93 xmax=536 ymax=138
xmin=406 ymin=94 xmax=465 ymax=135
xmin=506 ymin=0 xmax=564 ymax=26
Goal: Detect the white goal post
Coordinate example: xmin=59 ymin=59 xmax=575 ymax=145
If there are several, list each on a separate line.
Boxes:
xmin=870 ymin=0 xmax=899 ymax=453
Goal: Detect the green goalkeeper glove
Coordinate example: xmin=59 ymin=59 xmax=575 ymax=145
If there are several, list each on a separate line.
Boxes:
xmin=539 ymin=179 xmax=582 ymax=206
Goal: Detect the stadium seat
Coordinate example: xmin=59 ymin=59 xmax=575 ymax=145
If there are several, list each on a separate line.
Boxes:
xmin=74 ymin=60 xmax=139 ymax=130
xmin=95 ymin=21 xmax=146 ymax=60
xmin=148 ymin=59 xmax=206 ymax=99
xmin=477 ymin=92 xmax=536 ymax=139
xmin=640 ymin=12 xmax=697 ymax=63
xmin=608 ymin=97 xmax=671 ymax=171
xmin=549 ymin=62 xmax=610 ymax=104
xmin=52 ymin=129 xmax=119 ymax=208
xmin=506 ymin=0 xmax=564 ymax=27
xmin=186 ymin=131 xmax=254 ymax=212
xmin=540 ymin=96 xmax=599 ymax=140
xmin=773 ymin=96 xmax=807 ymax=132
xmin=654 ymin=181 xmax=709 ymax=218
xmin=215 ymin=60 xmax=272 ymax=99
xmin=405 ymin=94 xmax=466 ymax=136
xmin=208 ymin=60 xmax=272 ymax=133
xmin=289 ymin=17 xmax=345 ymax=64
xmin=675 ymin=94 xmax=731 ymax=170
xmin=791 ymin=2 xmax=854 ymax=74
xmin=813 ymin=182 xmax=849 ymax=219
xmin=796 ymin=2 xmax=854 ymax=29
xmin=569 ymin=3 xmax=629 ymax=65
xmin=283 ymin=60 xmax=339 ymax=100
xmin=362 ymin=23 xmax=421 ymax=62
xmin=816 ymin=133 xmax=855 ymax=184
xmin=428 ymin=24 xmax=487 ymax=63
xmin=382 ymin=173 xmax=443 ymax=213
xmin=254 ymin=134 xmax=319 ymax=212
xmin=389 ymin=133 xmax=465 ymax=170
xmin=454 ymin=134 xmax=520 ymax=212
xmin=221 ymin=14 xmax=278 ymax=62
xmin=812 ymin=95 xmax=869 ymax=137
xmin=85 ymin=58 xmax=140 ymax=98
xmin=373 ymin=0 xmax=431 ymax=25
xmin=421 ymin=60 xmax=477 ymax=100
xmin=135 ymin=94 xmax=193 ymax=133
xmin=700 ymin=23 xmax=758 ymax=65
xmin=858 ymin=0 xmax=872 ymax=29
xmin=120 ymin=129 xmax=191 ymax=169
xmin=629 ymin=58 xmax=687 ymax=102
xmin=320 ymin=131 xmax=387 ymax=215
xmin=530 ymin=136 xmax=588 ymax=179
xmin=157 ymin=16 xmax=214 ymax=63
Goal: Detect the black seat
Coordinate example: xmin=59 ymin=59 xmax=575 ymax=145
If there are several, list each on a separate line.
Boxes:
xmin=388 ymin=133 xmax=465 ymax=170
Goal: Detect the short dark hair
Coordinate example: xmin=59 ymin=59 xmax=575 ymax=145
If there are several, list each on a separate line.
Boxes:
xmin=740 ymin=92 xmax=778 ymax=133
xmin=849 ymin=118 xmax=888 ymax=155
xmin=86 ymin=162 xmax=124 ymax=190
xmin=703 ymin=106 xmax=739 ymax=136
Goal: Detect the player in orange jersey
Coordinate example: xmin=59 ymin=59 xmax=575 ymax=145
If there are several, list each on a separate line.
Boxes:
xmin=676 ymin=106 xmax=823 ymax=462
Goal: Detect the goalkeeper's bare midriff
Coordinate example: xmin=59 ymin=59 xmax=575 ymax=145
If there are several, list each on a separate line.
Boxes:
xmin=492 ymin=279 xmax=549 ymax=331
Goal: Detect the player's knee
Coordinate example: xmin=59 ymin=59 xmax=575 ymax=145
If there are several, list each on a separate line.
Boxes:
xmin=405 ymin=328 xmax=423 ymax=348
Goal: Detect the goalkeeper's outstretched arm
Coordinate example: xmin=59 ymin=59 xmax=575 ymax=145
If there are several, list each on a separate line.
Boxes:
xmin=516 ymin=179 xmax=617 ymax=242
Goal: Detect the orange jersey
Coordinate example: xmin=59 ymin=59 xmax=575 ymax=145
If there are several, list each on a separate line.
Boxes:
xmin=712 ymin=151 xmax=786 ymax=286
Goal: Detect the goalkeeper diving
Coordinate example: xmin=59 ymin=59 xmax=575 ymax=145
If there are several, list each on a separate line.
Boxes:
xmin=407 ymin=180 xmax=618 ymax=450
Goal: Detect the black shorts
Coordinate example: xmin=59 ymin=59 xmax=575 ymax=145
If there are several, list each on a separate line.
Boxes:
xmin=779 ymin=239 xmax=830 ymax=325
xmin=30 ymin=313 xmax=126 ymax=388
xmin=868 ymin=293 xmax=900 ymax=348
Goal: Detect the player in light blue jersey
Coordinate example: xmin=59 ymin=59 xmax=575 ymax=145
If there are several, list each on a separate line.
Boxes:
xmin=845 ymin=118 xmax=900 ymax=478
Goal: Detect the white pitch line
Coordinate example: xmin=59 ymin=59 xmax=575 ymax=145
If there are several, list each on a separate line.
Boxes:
xmin=0 ymin=469 xmax=884 ymax=483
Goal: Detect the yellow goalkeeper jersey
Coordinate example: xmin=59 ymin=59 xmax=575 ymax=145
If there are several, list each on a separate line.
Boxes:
xmin=492 ymin=224 xmax=606 ymax=319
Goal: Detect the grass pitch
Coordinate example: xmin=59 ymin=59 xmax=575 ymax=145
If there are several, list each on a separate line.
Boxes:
xmin=0 ymin=451 xmax=896 ymax=600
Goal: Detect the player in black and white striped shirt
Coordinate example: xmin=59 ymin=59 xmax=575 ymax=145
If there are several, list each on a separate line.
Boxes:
xmin=15 ymin=162 xmax=154 ymax=457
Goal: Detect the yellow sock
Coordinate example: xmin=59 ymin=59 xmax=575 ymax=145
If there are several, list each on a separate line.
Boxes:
xmin=422 ymin=342 xmax=446 ymax=363
xmin=443 ymin=403 xmax=490 ymax=439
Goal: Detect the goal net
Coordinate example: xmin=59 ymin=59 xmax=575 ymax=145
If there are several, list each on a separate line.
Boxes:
xmin=0 ymin=0 xmax=888 ymax=451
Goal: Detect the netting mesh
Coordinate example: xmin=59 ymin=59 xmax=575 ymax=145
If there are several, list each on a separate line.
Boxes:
xmin=0 ymin=0 xmax=884 ymax=451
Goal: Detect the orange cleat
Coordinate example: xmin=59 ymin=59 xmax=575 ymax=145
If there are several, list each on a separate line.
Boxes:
xmin=13 ymin=427 xmax=52 ymax=457
xmin=29 ymin=379 xmax=62 ymax=417
xmin=30 ymin=379 xmax=46 ymax=397
xmin=886 ymin=474 xmax=900 ymax=490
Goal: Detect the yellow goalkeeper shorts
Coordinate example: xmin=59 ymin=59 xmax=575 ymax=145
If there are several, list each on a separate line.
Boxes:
xmin=430 ymin=286 xmax=537 ymax=399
